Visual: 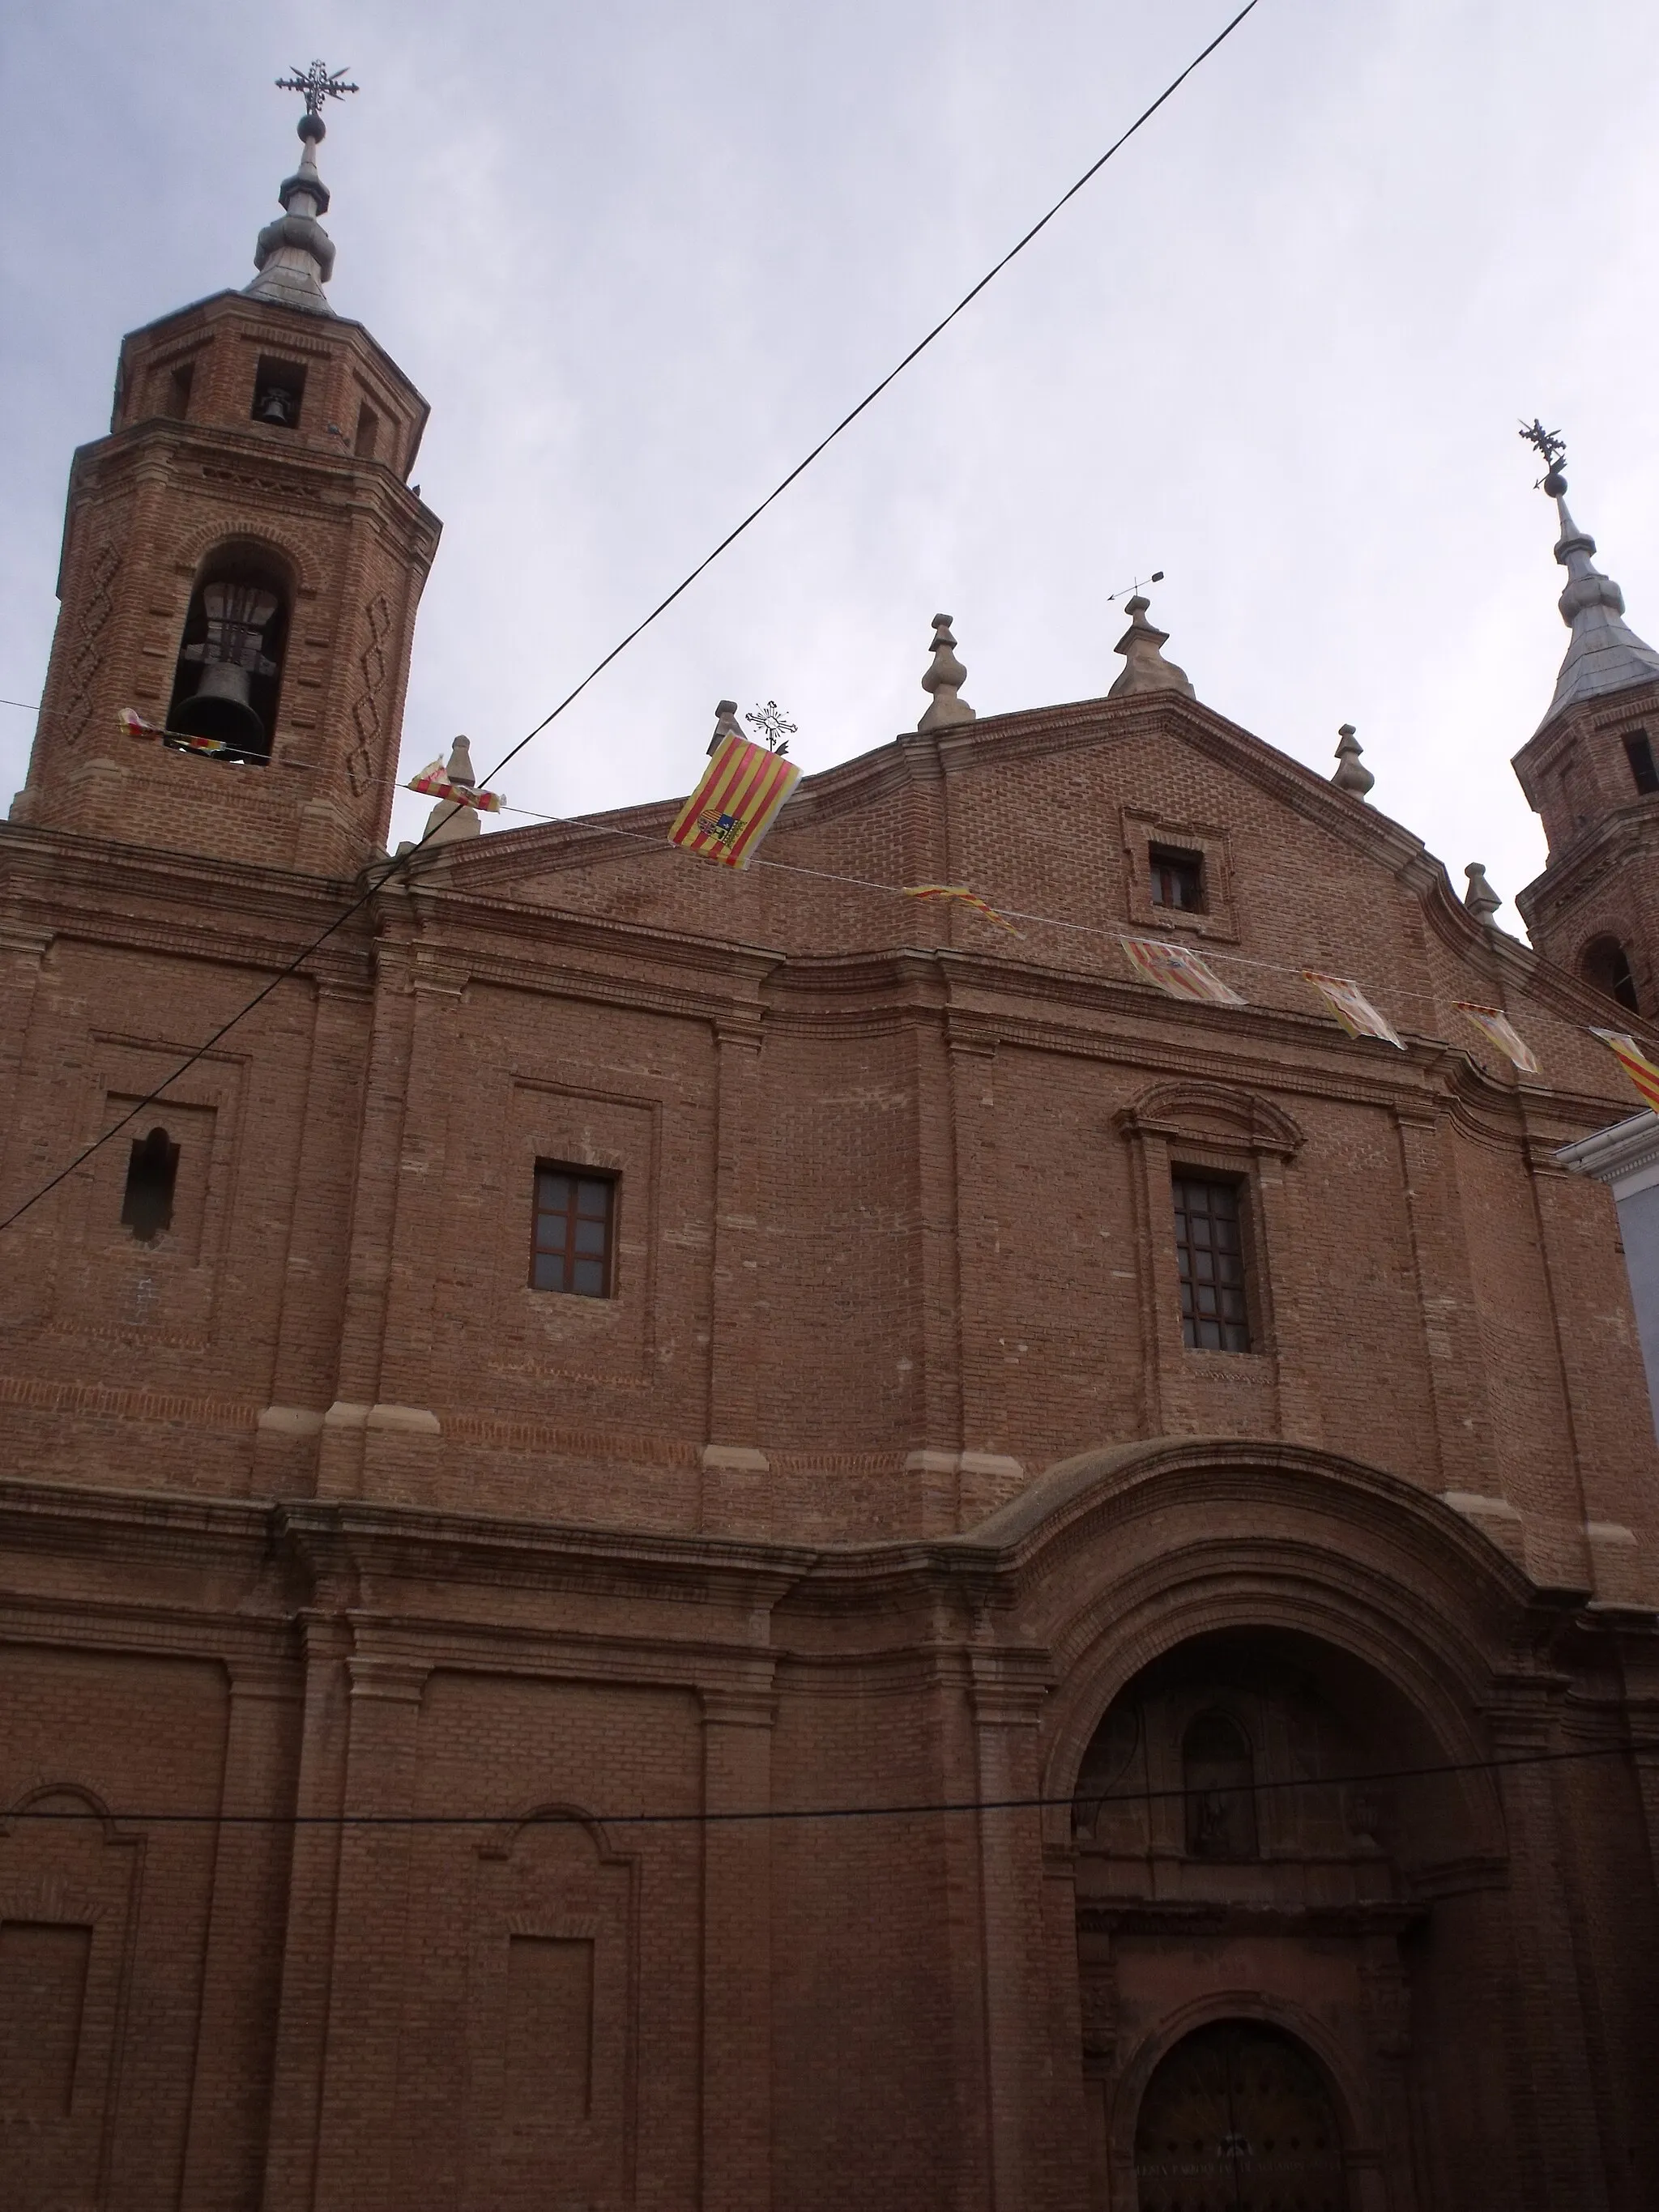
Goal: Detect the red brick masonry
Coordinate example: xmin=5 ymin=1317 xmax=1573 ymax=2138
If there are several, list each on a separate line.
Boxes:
xmin=2 ymin=274 xmax=1657 ymax=2211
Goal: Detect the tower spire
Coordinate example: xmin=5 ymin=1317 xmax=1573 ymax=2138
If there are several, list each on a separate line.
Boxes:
xmin=244 ymin=62 xmax=358 ymax=317
xmin=1519 ymin=421 xmax=1659 ymax=730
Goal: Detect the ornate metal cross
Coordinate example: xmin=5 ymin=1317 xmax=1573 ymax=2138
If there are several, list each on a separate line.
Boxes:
xmin=1519 ymin=418 xmax=1567 ymax=493
xmin=745 ymin=701 xmax=797 ymax=756
xmin=275 ymin=61 xmax=360 ymax=117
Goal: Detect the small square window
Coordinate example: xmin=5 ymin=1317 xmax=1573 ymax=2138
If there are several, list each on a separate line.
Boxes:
xmin=1149 ymin=846 xmax=1205 ymax=912
xmin=252 ymin=357 xmax=307 ymax=429
xmin=1623 ymin=731 xmax=1659 ymax=796
xmin=1173 ymin=1174 xmax=1251 ymax=1351
xmin=530 ymin=1166 xmax=616 ymax=1297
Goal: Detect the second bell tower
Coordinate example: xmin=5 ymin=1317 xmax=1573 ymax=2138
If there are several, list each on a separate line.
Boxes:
xmin=11 ymin=71 xmax=441 ymax=876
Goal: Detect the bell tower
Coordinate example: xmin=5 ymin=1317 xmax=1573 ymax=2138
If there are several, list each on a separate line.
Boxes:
xmin=10 ymin=66 xmax=441 ymax=876
xmin=1511 ymin=430 xmax=1659 ymax=1016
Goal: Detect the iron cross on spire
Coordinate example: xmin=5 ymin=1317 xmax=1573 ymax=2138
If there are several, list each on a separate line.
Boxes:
xmin=1519 ymin=418 xmax=1568 ymax=497
xmin=275 ymin=60 xmax=360 ymax=117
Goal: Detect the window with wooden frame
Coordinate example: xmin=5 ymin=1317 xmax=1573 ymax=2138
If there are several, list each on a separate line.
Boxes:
xmin=1149 ymin=844 xmax=1205 ymax=913
xmin=1172 ymin=1173 xmax=1251 ymax=1351
xmin=530 ymin=1165 xmax=616 ymax=1297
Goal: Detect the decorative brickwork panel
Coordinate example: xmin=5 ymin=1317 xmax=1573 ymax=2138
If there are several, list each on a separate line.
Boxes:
xmin=346 ymin=591 xmax=392 ymax=795
xmin=59 ymin=540 xmax=122 ymax=748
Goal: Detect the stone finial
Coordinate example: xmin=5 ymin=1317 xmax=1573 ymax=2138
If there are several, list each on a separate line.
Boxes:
xmin=707 ymin=698 xmax=744 ymax=757
xmin=423 ymin=737 xmax=482 ymax=846
xmin=1107 ymin=595 xmax=1194 ymax=701
xmin=1332 ymin=723 xmax=1374 ymax=797
xmin=1463 ymin=862 xmax=1502 ymax=925
xmin=918 ymin=615 xmax=975 ymax=732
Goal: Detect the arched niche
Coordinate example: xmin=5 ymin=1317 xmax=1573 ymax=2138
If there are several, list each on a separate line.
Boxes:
xmin=1579 ymin=933 xmax=1640 ymax=1015
xmin=1070 ymin=1625 xmax=1478 ymax=1887
xmin=166 ymin=538 xmax=296 ymax=759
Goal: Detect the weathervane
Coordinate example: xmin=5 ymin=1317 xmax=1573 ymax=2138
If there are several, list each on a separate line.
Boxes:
xmin=275 ymin=60 xmax=360 ymax=121
xmin=745 ymin=700 xmax=797 ymax=756
xmin=1519 ymin=419 xmax=1568 ymax=497
xmin=1108 ymin=568 xmax=1165 ymax=604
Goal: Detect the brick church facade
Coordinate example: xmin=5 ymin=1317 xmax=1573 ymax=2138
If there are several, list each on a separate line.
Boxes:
xmin=3 ymin=98 xmax=1659 ymax=2212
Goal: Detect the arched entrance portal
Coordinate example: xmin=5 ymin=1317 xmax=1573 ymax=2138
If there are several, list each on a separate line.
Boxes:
xmin=1135 ymin=2020 xmax=1349 ymax=2211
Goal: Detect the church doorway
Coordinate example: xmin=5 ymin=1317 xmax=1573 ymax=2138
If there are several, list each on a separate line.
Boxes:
xmin=1133 ymin=2019 xmax=1350 ymax=2212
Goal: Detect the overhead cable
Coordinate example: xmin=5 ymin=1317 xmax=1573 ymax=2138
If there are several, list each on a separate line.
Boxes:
xmin=0 ymin=0 xmax=1265 ymax=1238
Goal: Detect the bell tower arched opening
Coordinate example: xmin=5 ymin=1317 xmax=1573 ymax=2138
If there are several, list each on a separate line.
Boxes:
xmin=166 ymin=540 xmax=293 ymax=759
xmin=1579 ymin=933 xmax=1640 ymax=1014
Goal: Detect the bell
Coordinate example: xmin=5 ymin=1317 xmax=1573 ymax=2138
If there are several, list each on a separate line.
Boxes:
xmin=256 ymin=386 xmax=294 ymax=425
xmin=175 ymin=663 xmax=267 ymax=753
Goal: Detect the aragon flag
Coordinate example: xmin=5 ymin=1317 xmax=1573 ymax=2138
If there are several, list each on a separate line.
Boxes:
xmin=668 ymin=734 xmax=801 ymax=870
xmin=1455 ymin=1002 xmax=1540 ymax=1075
xmin=1591 ymin=1029 xmax=1659 ymax=1113
xmin=1302 ymin=970 xmax=1404 ymax=1049
xmin=1121 ymin=936 xmax=1244 ymax=1006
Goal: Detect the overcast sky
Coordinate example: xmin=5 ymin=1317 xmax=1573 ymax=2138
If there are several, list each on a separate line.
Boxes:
xmin=4 ymin=0 xmax=1657 ymax=931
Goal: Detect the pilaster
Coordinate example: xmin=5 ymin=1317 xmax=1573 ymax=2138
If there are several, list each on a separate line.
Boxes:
xmin=179 ymin=1655 xmax=303 ymax=2211
xmin=702 ymin=1021 xmax=769 ymax=1532
xmin=312 ymin=1653 xmax=431 ymax=2212
xmin=261 ymin=1614 xmax=354 ymax=2212
xmin=697 ymin=1680 xmax=777 ymax=2212
xmin=970 ymin=1653 xmax=1056 ymax=2212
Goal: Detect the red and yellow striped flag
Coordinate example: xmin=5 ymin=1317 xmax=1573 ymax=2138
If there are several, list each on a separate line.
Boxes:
xmin=1122 ymin=936 xmax=1244 ymax=1005
xmin=407 ymin=758 xmax=505 ymax=811
xmin=1455 ymin=1003 xmax=1540 ymax=1075
xmin=1591 ymin=1029 xmax=1659 ymax=1112
xmin=668 ymin=735 xmax=801 ymax=870
xmin=1302 ymin=970 xmax=1404 ymax=1049
xmin=902 ymin=884 xmax=1023 ymax=936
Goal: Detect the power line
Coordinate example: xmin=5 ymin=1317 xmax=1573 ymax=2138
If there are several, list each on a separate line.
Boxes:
xmin=0 ymin=1 xmax=1264 ymax=1239
xmin=5 ymin=1737 xmax=1653 ymax=1830
xmin=0 ymin=696 xmax=40 ymax=711
xmin=472 ymin=0 xmax=1264 ymax=796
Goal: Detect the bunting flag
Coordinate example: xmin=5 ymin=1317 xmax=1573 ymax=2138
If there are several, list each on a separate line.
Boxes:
xmin=1301 ymin=970 xmax=1404 ymax=1048
xmin=668 ymin=733 xmax=801 ymax=869
xmin=902 ymin=884 xmax=1023 ymax=936
xmin=407 ymin=758 xmax=505 ymax=812
xmin=119 ymin=707 xmax=244 ymax=757
xmin=1591 ymin=1029 xmax=1659 ymax=1113
xmin=1455 ymin=1002 xmax=1540 ymax=1075
xmin=1120 ymin=936 xmax=1245 ymax=1006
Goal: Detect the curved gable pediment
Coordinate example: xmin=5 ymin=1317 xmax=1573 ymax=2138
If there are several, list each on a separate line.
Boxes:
xmin=1113 ymin=1080 xmax=1305 ymax=1159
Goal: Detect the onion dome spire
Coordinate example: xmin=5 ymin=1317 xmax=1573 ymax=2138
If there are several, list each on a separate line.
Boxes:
xmin=918 ymin=614 xmax=975 ymax=731
xmin=1519 ymin=421 xmax=1659 ymax=730
xmin=245 ymin=62 xmax=358 ymax=317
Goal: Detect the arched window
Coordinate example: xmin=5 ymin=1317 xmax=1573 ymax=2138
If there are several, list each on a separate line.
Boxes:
xmin=1183 ymin=1711 xmax=1257 ymax=1860
xmin=166 ymin=543 xmax=292 ymax=760
xmin=1580 ymin=936 xmax=1640 ymax=1015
